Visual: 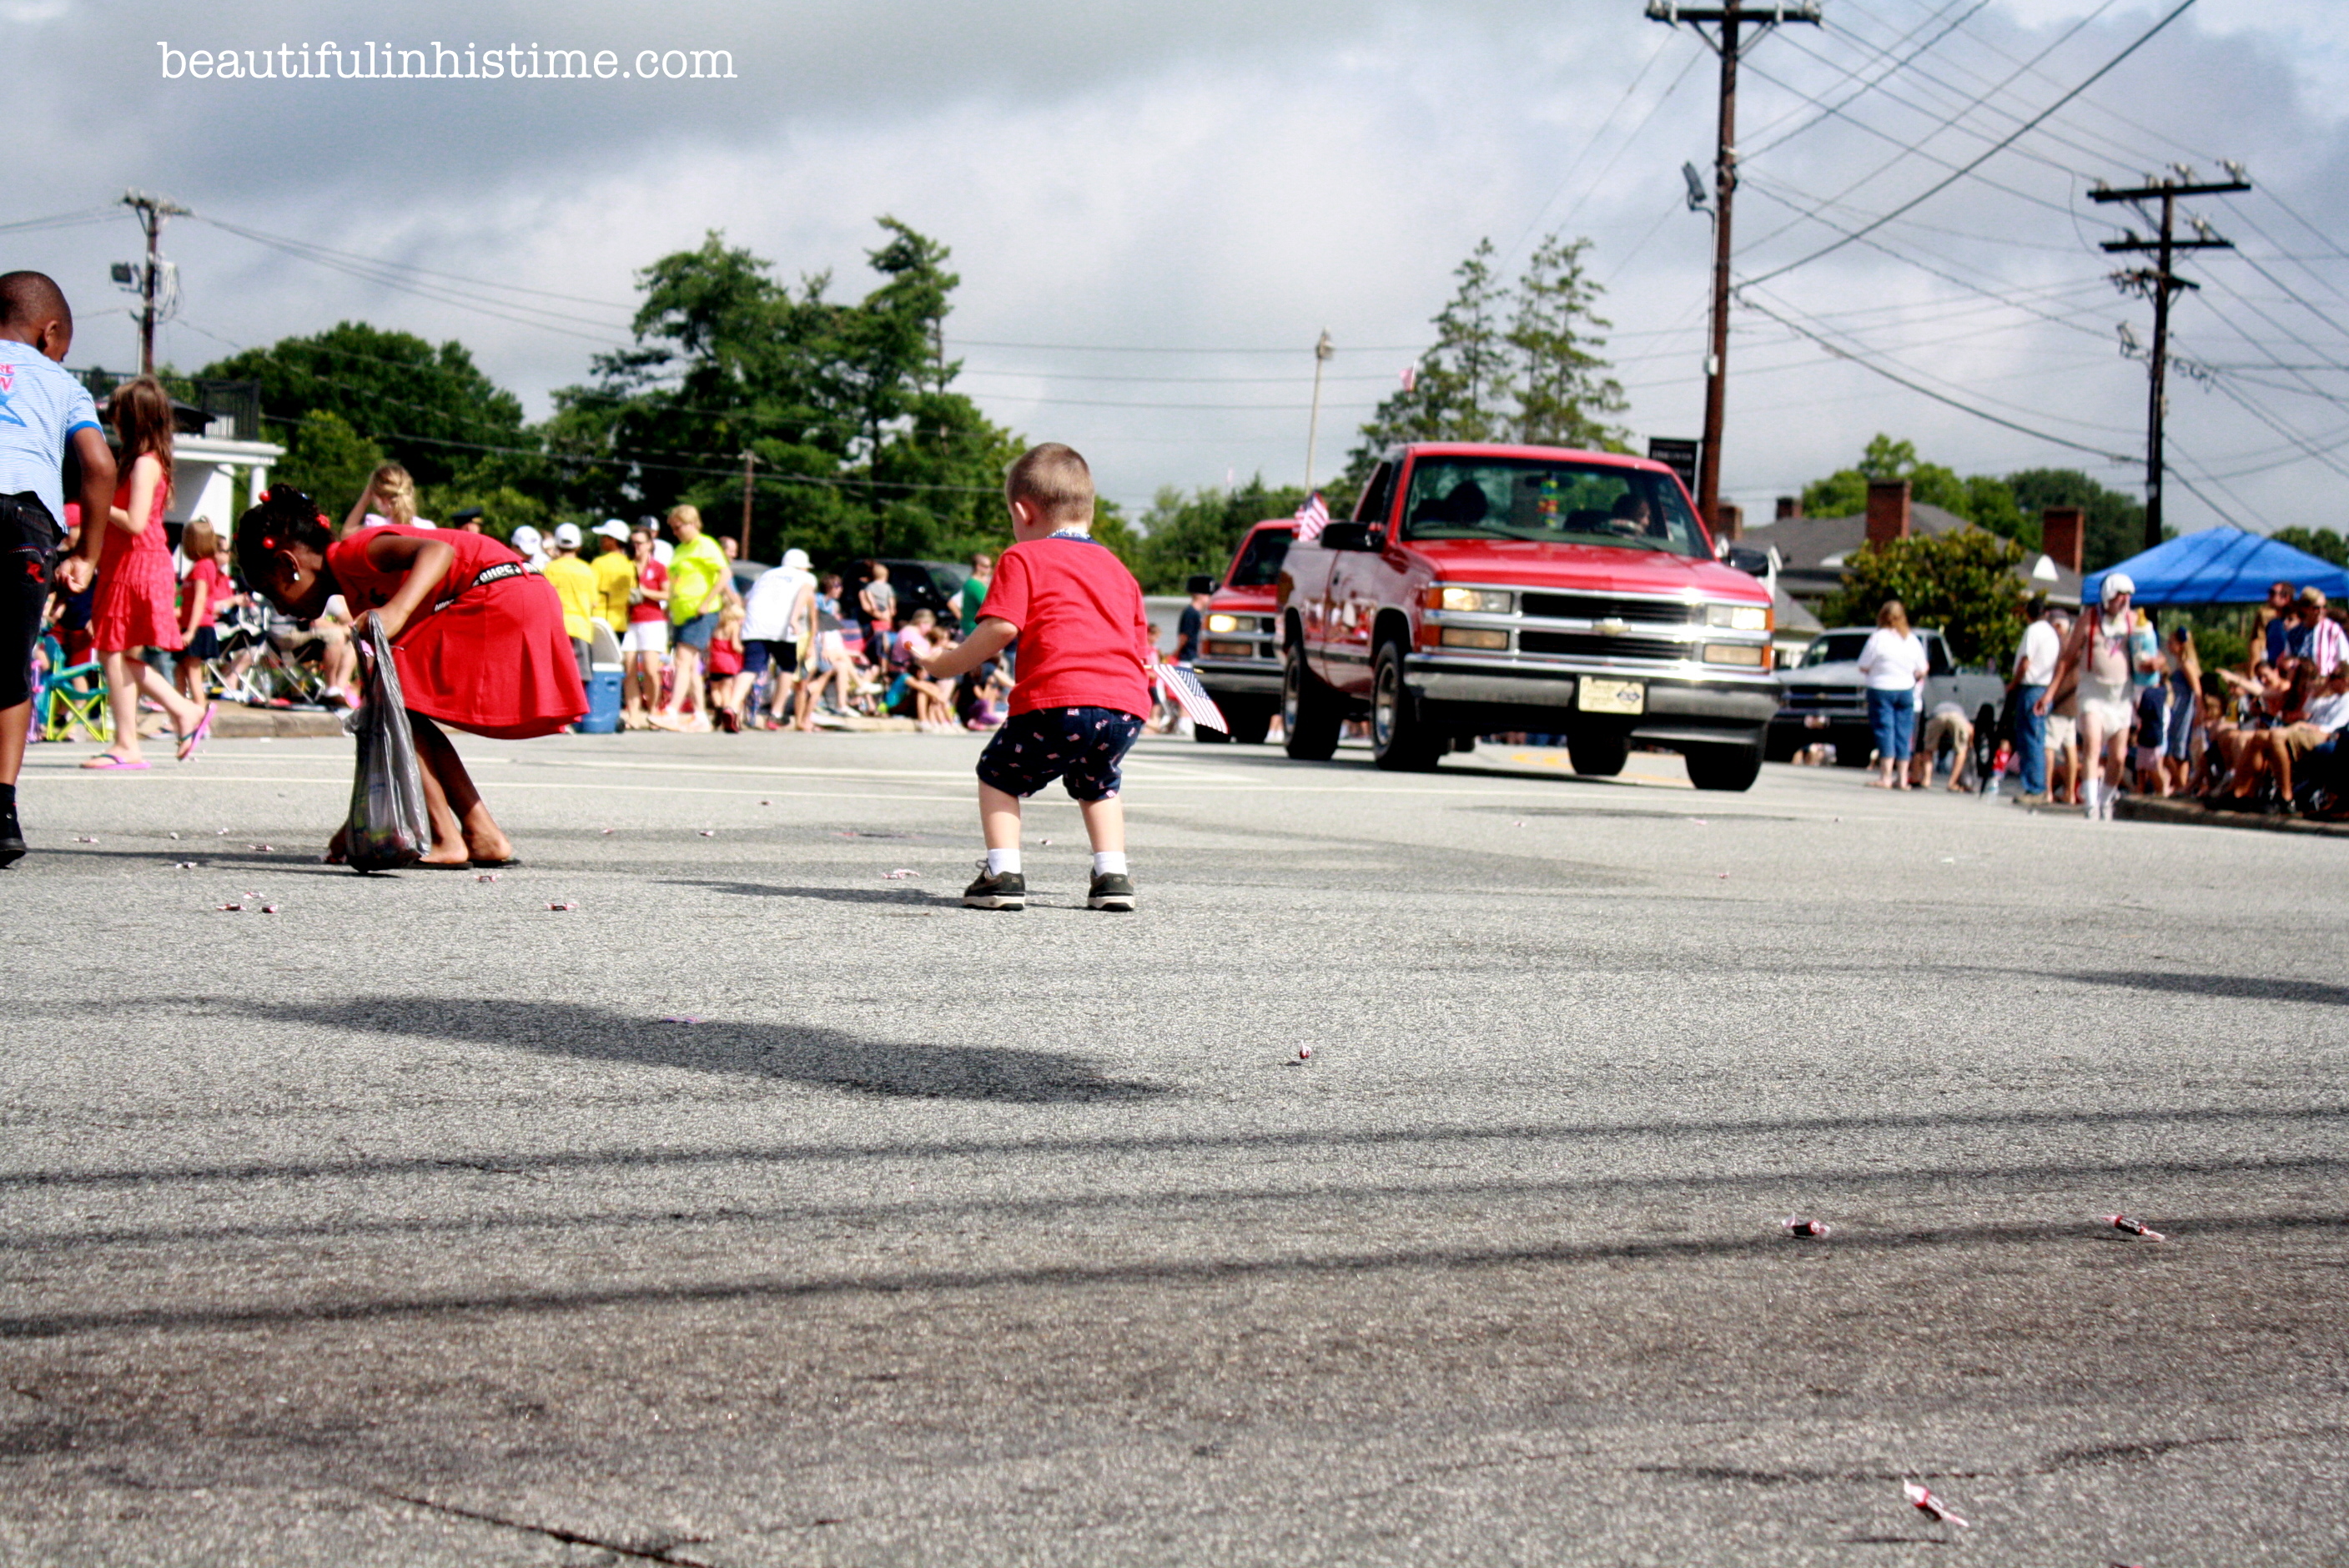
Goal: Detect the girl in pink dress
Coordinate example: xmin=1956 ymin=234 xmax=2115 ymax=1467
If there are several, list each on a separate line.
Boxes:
xmin=83 ymin=376 xmax=210 ymax=769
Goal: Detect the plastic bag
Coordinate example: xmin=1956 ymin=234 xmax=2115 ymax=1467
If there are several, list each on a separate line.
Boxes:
xmin=345 ymin=614 xmax=431 ymax=872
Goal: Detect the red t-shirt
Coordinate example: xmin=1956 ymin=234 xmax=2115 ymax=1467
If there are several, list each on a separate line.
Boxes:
xmin=183 ymin=557 xmax=230 ymax=628
xmin=630 ymin=560 xmax=668 ymax=624
xmin=978 ymin=534 xmax=1152 ymax=718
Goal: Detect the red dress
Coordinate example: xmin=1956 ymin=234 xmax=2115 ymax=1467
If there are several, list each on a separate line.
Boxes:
xmin=89 ymin=468 xmax=184 ymax=654
xmin=325 ymin=525 xmax=586 ymax=740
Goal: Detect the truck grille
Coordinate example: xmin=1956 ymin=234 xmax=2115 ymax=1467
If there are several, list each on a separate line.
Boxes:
xmin=1780 ymin=685 xmax=1861 ymax=711
xmin=1518 ymin=630 xmax=1691 ymax=661
xmin=1520 ymin=592 xmax=1701 ymax=625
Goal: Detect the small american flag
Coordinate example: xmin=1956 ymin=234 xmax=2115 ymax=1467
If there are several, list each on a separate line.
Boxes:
xmin=1154 ymin=662 xmax=1228 ymax=733
xmin=1294 ymin=490 xmax=1330 ymax=545
xmin=1400 ymin=364 xmax=1419 ymax=393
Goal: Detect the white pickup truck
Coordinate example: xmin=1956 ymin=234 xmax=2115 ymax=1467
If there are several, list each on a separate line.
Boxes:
xmin=1767 ymin=626 xmax=2007 ymax=765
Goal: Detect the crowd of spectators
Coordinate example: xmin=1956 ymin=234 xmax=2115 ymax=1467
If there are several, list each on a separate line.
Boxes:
xmin=33 ymin=472 xmax=1201 ymax=749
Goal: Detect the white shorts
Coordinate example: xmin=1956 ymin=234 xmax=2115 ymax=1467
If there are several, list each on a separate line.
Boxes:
xmin=621 ymin=621 xmax=669 ymax=656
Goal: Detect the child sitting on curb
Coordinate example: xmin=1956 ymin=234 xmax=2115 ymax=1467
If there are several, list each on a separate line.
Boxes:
xmin=921 ymin=444 xmax=1152 ymax=912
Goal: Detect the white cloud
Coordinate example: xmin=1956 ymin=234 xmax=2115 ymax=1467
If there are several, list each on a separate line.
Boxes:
xmin=6 ymin=0 xmax=2346 ymax=529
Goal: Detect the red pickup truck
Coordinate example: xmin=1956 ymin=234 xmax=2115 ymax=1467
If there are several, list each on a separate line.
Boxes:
xmin=1189 ymin=519 xmax=1295 ymax=746
xmin=1276 ymin=442 xmax=1780 ymax=789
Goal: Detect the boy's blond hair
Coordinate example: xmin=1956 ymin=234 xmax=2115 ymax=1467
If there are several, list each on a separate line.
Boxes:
xmin=1005 ymin=443 xmax=1094 ymax=524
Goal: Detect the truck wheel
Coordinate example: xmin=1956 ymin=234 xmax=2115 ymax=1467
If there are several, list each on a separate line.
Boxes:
xmin=1225 ymin=705 xmax=1273 ymax=746
xmin=1282 ymin=645 xmax=1342 ymax=761
xmin=1685 ymin=741 xmax=1764 ymax=792
xmin=1567 ymin=729 xmax=1627 ymax=777
xmin=1371 ymin=641 xmax=1443 ymax=771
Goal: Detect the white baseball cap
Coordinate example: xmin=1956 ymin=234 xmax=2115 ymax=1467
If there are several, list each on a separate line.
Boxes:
xmin=594 ymin=519 xmax=631 ymax=541
xmin=782 ymin=547 xmax=811 ymax=570
xmin=510 ymin=525 xmax=543 ymax=551
xmin=552 ymin=522 xmax=583 ymax=549
xmin=2101 ymin=572 xmax=2135 ymax=604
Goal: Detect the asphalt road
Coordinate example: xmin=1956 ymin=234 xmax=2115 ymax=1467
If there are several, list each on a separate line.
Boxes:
xmin=3 ymin=730 xmax=2344 ymax=1566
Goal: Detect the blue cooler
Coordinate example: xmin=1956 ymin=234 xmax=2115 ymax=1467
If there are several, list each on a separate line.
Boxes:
xmin=578 ymin=624 xmax=625 ymax=734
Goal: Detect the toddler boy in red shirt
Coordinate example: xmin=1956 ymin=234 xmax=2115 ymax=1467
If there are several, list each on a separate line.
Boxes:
xmin=922 ymin=444 xmax=1152 ymax=912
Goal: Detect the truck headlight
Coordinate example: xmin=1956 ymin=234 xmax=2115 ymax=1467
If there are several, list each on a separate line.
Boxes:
xmin=1426 ymin=586 xmax=1514 ymax=614
xmin=1707 ymin=603 xmax=1770 ymax=631
xmin=1205 ymin=613 xmax=1242 ymax=633
xmin=1703 ymin=642 xmax=1767 ymax=666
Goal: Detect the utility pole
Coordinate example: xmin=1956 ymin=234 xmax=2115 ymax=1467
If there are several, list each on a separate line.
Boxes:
xmin=119 ymin=188 xmax=189 ymax=375
xmin=737 ymin=451 xmax=757 ymax=563
xmin=1304 ymin=329 xmax=1333 ymax=493
xmin=2093 ymin=163 xmax=2250 ymax=550
xmin=1646 ymin=2 xmax=1820 ymax=527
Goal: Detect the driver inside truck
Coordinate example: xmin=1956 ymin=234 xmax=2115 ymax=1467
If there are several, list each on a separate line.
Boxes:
xmin=1605 ymin=490 xmax=1652 ymax=538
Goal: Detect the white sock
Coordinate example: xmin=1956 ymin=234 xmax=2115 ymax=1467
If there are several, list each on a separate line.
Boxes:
xmin=986 ymin=847 xmax=1021 ymax=875
xmin=1092 ymin=852 xmax=1128 ymax=877
xmin=2084 ymin=780 xmax=2102 ymax=816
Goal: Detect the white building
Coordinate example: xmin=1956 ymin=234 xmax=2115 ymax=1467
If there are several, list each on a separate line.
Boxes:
xmin=166 ymin=430 xmax=283 ymax=530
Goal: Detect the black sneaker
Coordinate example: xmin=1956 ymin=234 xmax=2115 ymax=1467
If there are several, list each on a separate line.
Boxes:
xmin=1087 ymin=870 xmax=1135 ymax=912
xmin=963 ymin=862 xmax=1026 ymax=910
xmin=0 ymin=806 xmax=22 ymax=869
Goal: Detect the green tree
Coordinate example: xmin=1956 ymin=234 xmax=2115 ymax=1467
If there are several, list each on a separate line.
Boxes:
xmin=2271 ymin=525 xmax=2349 ymax=568
xmin=2005 ymin=468 xmax=2153 ymax=570
xmin=273 ymin=409 xmax=385 ymax=511
xmin=1799 ymin=435 xmax=1972 ymax=521
xmin=1504 ymin=233 xmax=1627 ymax=450
xmin=1345 ymin=239 xmax=1510 ymax=485
xmin=1818 ymin=529 xmax=2030 ymax=667
xmin=555 ymin=219 xmax=1019 ymax=568
xmin=199 ymin=322 xmax=529 ymax=489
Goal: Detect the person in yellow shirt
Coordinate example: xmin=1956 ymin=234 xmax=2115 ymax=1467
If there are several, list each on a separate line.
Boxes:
xmin=541 ymin=522 xmax=601 ymax=684
xmin=590 ymin=519 xmax=635 ymax=639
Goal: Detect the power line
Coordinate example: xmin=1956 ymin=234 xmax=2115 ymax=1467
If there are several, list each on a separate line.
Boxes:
xmin=1739 ymin=0 xmax=2197 ymax=289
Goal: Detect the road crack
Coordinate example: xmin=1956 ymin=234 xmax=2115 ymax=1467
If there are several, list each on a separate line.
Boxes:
xmin=375 ymin=1489 xmax=712 ymax=1563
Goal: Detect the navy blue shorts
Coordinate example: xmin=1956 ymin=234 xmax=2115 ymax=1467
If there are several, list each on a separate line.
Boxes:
xmin=976 ymin=706 xmax=1144 ymax=802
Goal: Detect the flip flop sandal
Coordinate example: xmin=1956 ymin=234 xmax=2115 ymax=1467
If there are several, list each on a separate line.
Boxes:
xmin=79 ymin=754 xmax=151 ymax=771
xmin=468 ymin=857 xmax=522 ymax=870
xmin=176 ymin=702 xmax=217 ymax=762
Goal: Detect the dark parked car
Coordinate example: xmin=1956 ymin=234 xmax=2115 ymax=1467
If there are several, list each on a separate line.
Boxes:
xmin=843 ymin=558 xmax=972 ymax=626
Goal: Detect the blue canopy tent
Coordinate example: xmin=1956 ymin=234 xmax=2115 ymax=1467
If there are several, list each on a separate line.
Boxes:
xmin=2081 ymin=526 xmax=2349 ymax=606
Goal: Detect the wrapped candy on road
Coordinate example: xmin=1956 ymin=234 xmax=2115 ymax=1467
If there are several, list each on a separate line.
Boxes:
xmin=1903 ymin=1482 xmax=1968 ymax=1529
xmin=1781 ymin=1216 xmax=1832 ymax=1238
xmin=2106 ymin=1214 xmax=2165 ymax=1241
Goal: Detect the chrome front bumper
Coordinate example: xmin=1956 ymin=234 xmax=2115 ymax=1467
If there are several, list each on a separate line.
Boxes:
xmin=1405 ymin=652 xmax=1782 ymax=736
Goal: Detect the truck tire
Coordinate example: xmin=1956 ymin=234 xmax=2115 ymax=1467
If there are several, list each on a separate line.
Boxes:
xmin=1685 ymin=741 xmax=1764 ymax=792
xmin=1282 ymin=644 xmax=1342 ymax=761
xmin=1371 ymin=641 xmax=1443 ymax=771
xmin=1225 ymin=704 xmax=1273 ymax=746
xmin=1567 ymin=729 xmax=1627 ymax=777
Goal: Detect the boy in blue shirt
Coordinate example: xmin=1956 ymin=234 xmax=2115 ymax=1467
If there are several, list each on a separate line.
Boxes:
xmin=0 ymin=272 xmax=118 ymax=865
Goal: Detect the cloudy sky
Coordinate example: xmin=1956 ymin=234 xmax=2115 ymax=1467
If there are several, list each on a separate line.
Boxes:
xmin=6 ymin=0 xmax=2346 ymax=530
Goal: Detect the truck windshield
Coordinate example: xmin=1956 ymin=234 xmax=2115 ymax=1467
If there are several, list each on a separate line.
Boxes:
xmin=1399 ymin=456 xmax=1708 ymax=557
xmin=1227 ymin=527 xmax=1294 ymax=588
xmin=1801 ymin=633 xmax=1872 ymax=666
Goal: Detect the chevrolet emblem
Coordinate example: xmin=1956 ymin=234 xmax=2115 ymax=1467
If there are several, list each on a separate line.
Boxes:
xmin=1596 ymin=616 xmax=1627 ymax=636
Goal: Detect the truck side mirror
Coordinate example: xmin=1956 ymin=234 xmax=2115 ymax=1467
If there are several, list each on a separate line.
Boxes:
xmin=1318 ymin=522 xmax=1375 ymax=551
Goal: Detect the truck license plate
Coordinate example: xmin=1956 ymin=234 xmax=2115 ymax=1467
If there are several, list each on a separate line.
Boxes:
xmin=1577 ymin=679 xmax=1645 ymax=715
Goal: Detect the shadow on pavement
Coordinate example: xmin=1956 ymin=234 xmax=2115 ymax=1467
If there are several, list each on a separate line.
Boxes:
xmin=224 ymin=996 xmax=1168 ymax=1105
xmin=663 ymin=879 xmax=955 ymax=906
xmin=4 ymin=1209 xmax=2339 ymax=1340
xmin=2048 ymin=970 xmax=2349 ymax=1007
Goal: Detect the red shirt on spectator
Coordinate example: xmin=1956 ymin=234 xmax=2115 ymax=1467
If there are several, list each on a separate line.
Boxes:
xmin=183 ymin=556 xmax=230 ymax=628
xmin=978 ymin=533 xmax=1152 ymax=719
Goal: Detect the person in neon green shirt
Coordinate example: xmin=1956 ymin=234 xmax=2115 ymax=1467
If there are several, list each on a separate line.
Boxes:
xmin=660 ymin=503 xmax=732 ymax=729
